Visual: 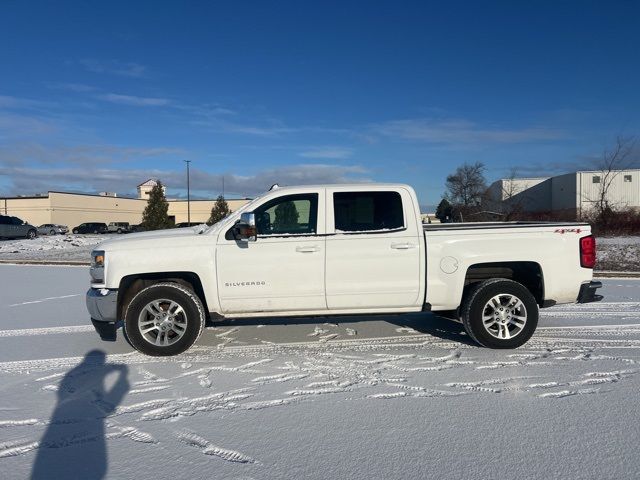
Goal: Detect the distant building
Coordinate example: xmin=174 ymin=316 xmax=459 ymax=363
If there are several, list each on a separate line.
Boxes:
xmin=0 ymin=182 xmax=250 ymax=227
xmin=487 ymin=169 xmax=640 ymax=218
xmin=137 ymin=179 xmax=166 ymax=199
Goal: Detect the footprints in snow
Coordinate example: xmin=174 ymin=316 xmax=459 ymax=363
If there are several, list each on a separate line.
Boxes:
xmin=178 ymin=431 xmax=255 ymax=464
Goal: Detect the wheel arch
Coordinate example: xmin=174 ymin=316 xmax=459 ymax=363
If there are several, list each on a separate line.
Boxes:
xmin=463 ymin=261 xmax=545 ymax=307
xmin=117 ymin=272 xmax=209 ymax=320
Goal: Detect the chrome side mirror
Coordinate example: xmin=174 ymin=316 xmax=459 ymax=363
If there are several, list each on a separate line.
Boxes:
xmin=235 ymin=212 xmax=257 ymax=242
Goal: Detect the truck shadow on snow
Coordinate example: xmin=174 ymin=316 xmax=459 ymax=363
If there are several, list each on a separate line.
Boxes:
xmin=30 ymin=350 xmax=129 ymax=480
xmin=211 ymin=312 xmax=476 ymax=347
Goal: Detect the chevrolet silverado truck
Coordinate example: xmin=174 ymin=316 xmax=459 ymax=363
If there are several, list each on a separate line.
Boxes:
xmin=86 ymin=184 xmax=602 ymax=356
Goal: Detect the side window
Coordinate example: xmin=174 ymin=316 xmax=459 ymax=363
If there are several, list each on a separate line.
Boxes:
xmin=10 ymin=217 xmax=23 ymax=225
xmin=254 ymin=193 xmax=318 ymax=236
xmin=0 ymin=216 xmax=9 ymax=225
xmin=334 ymin=191 xmax=404 ymax=232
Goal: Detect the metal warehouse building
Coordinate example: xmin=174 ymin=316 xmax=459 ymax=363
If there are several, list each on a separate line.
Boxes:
xmin=487 ymin=169 xmax=640 ymax=217
xmin=0 ymin=180 xmax=250 ymax=228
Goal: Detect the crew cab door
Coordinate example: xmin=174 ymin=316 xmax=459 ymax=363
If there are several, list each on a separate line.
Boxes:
xmin=325 ymin=188 xmax=422 ymax=309
xmin=216 ymin=190 xmax=326 ymax=313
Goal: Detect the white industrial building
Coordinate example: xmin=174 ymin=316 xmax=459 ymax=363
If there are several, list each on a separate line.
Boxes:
xmin=487 ymin=169 xmax=640 ymax=218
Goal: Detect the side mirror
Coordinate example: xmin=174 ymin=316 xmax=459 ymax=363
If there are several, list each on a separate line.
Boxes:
xmin=234 ymin=212 xmax=257 ymax=242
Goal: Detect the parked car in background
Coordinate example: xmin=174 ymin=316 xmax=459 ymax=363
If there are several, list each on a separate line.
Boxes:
xmin=72 ymin=222 xmax=108 ymax=234
xmin=37 ymin=224 xmax=69 ymax=235
xmin=129 ymin=224 xmax=146 ymax=233
xmin=0 ymin=215 xmax=38 ymax=239
xmin=107 ymin=222 xmax=131 ymax=234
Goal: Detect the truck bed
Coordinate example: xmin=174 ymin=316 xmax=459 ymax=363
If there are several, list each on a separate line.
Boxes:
xmin=423 ymin=221 xmax=589 ymax=232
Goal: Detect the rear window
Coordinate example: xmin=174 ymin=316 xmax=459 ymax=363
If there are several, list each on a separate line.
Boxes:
xmin=333 ymin=191 xmax=404 ymax=232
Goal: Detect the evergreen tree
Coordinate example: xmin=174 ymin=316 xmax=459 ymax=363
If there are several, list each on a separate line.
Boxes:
xmin=435 ymin=198 xmax=453 ymax=223
xmin=274 ymin=201 xmax=299 ymax=231
xmin=207 ymin=195 xmax=231 ymax=225
xmin=141 ymin=181 xmax=172 ymax=230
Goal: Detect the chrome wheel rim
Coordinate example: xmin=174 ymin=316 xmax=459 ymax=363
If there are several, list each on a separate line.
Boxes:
xmin=138 ymin=298 xmax=188 ymax=347
xmin=481 ymin=294 xmax=527 ymax=340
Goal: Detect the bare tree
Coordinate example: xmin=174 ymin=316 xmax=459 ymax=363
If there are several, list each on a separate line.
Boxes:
xmin=499 ymin=167 xmax=527 ymax=220
xmin=591 ymin=136 xmax=637 ymax=219
xmin=445 ymin=162 xmax=487 ymax=220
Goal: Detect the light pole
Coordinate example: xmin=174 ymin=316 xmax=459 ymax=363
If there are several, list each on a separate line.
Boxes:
xmin=184 ymin=160 xmax=191 ymax=224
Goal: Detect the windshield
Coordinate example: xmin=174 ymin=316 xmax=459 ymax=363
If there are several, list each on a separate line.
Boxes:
xmin=202 ymin=194 xmax=264 ymax=234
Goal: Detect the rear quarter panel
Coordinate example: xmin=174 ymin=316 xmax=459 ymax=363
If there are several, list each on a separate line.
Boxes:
xmin=425 ymin=226 xmax=594 ymax=310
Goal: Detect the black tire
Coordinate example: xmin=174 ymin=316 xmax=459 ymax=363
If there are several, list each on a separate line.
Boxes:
xmin=26 ymin=229 xmax=37 ymax=240
xmin=72 ymin=229 xmax=79 ymax=234
xmin=93 ymin=229 xmax=98 ymax=234
xmin=461 ymin=278 xmax=538 ymax=349
xmin=49 ymin=229 xmax=56 ymax=235
xmin=117 ymin=228 xmax=122 ymax=234
xmin=124 ymin=282 xmax=206 ymax=356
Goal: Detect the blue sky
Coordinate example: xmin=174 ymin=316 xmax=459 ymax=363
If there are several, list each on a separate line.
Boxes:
xmin=1 ymin=0 xmax=639 ymax=206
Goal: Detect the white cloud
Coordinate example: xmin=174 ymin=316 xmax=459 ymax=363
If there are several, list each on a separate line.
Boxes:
xmin=99 ymin=93 xmax=170 ymax=107
xmin=372 ymin=118 xmax=565 ymax=144
xmin=0 ymin=163 xmax=370 ymax=198
xmin=0 ymin=95 xmax=55 ymax=109
xmin=79 ymin=59 xmax=147 ymax=78
xmin=299 ymin=147 xmax=353 ymax=159
xmin=0 ymin=143 xmax=185 ymax=167
xmin=49 ymin=83 xmax=99 ymax=93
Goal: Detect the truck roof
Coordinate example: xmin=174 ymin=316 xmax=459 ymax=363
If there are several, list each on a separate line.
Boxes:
xmin=265 ymin=183 xmax=413 ymax=192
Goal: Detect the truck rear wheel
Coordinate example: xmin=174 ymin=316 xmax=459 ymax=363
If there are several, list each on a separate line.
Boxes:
xmin=124 ymin=282 xmax=205 ymax=356
xmin=461 ymin=278 xmax=538 ymax=349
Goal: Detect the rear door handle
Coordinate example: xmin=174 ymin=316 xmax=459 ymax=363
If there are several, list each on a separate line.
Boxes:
xmin=296 ymin=245 xmax=320 ymax=253
xmin=391 ymin=243 xmax=416 ymax=250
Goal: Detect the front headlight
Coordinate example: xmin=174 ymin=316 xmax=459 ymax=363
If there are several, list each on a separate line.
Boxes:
xmin=90 ymin=250 xmax=105 ymax=283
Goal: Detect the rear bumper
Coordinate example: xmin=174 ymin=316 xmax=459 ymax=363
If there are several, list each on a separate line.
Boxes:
xmin=576 ymin=281 xmax=603 ymax=303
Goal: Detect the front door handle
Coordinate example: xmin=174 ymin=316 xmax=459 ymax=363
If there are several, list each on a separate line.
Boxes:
xmin=391 ymin=243 xmax=416 ymax=250
xmin=296 ymin=246 xmax=320 ymax=253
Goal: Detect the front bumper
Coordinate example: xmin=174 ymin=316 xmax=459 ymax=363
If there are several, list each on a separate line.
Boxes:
xmin=576 ymin=281 xmax=604 ymax=303
xmin=86 ymin=288 xmax=119 ymax=341
xmin=86 ymin=288 xmax=118 ymax=321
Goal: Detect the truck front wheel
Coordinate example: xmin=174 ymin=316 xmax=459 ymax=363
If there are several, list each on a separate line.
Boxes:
xmin=124 ymin=282 xmax=205 ymax=356
xmin=461 ymin=278 xmax=538 ymax=349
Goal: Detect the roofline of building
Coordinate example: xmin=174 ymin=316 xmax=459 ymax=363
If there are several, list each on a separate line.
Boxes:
xmin=504 ymin=169 xmax=640 ymax=181
xmin=0 ymin=190 xmax=249 ymax=201
xmin=497 ymin=176 xmax=550 ymax=182
xmin=576 ymin=168 xmax=640 ymax=174
xmin=137 ymin=178 xmax=158 ymax=187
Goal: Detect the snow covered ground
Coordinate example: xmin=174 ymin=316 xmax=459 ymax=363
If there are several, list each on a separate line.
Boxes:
xmin=598 ymin=236 xmax=640 ymax=271
xmin=1 ymin=233 xmax=638 ymax=271
xmin=1 ymin=265 xmax=639 ymax=479
xmin=0 ymin=234 xmax=102 ymax=263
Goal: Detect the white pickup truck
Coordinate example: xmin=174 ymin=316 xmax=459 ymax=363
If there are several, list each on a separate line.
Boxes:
xmin=86 ymin=183 xmax=602 ymax=356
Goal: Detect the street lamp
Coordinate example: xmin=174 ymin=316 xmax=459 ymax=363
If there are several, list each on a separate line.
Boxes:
xmin=184 ymin=160 xmax=191 ymax=224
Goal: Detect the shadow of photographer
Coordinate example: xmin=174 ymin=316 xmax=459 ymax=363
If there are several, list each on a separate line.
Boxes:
xmin=31 ymin=350 xmax=129 ymax=480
